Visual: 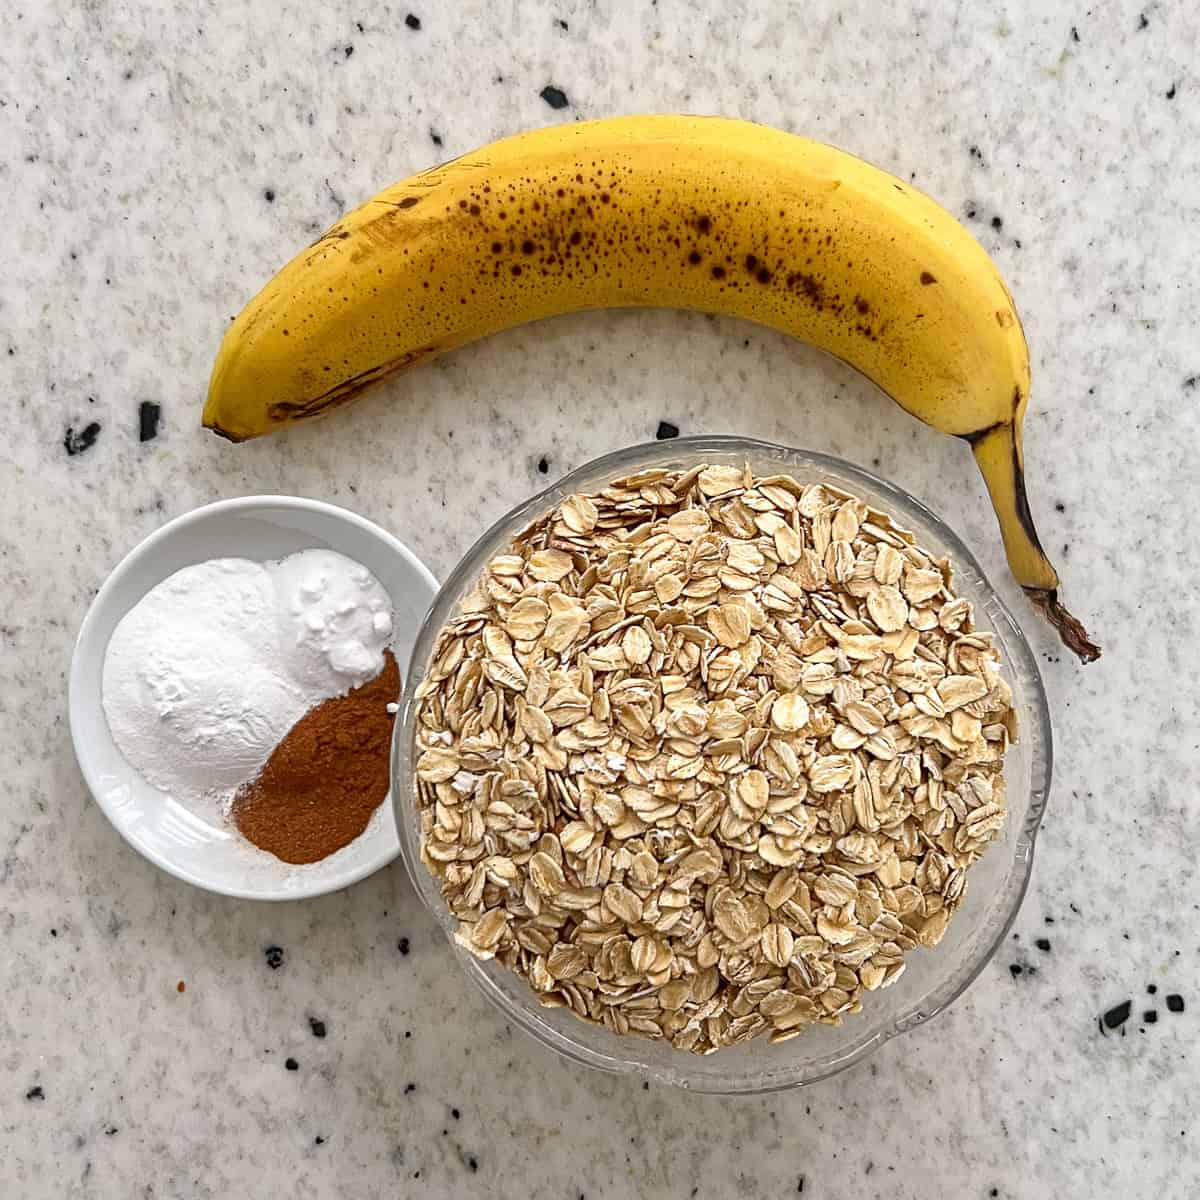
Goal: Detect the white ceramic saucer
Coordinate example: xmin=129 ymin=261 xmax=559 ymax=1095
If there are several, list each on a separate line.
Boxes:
xmin=68 ymin=496 xmax=438 ymax=900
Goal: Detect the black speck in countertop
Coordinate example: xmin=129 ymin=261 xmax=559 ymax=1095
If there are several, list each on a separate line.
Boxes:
xmin=1144 ymin=1010 xmax=1158 ymax=1024
xmin=1009 ymin=963 xmax=1023 ymax=978
xmin=64 ymin=422 xmax=101 ymax=456
xmin=468 ymin=1156 xmax=478 ymax=1172
xmin=537 ymin=456 xmax=550 ymax=474
xmin=558 ymin=18 xmax=569 ymax=29
xmin=405 ymin=13 xmax=421 ymax=30
xmin=104 ymin=1126 xmax=118 ymax=1136
xmin=1166 ymin=83 xmax=1177 ymax=100
xmin=1036 ymin=938 xmax=1051 ymax=952
xmin=138 ymin=401 xmax=161 ymax=442
xmin=540 ymin=85 xmax=569 ymax=110
xmin=968 ymin=145 xmax=984 ymax=164
xmin=315 ymin=1135 xmax=325 ymax=1145
xmin=265 ymin=945 xmax=284 ymax=969
xmin=309 ymin=1018 xmax=327 ymax=1038
xmin=405 ymin=1082 xmax=417 ymax=1094
xmin=991 ymin=215 xmax=1003 ymax=230
xmin=1184 ymin=376 xmax=1197 ymax=389
xmin=285 ymin=1058 xmax=299 ymax=1071
xmin=1071 ymin=26 xmax=1080 ymax=42
xmin=451 ymin=1107 xmax=460 ymax=1119
xmin=344 ymin=44 xmax=354 ymax=57
xmin=1148 ymin=983 xmax=1158 ymax=995
xmin=1054 ymin=501 xmax=1065 ymax=512
xmin=264 ymin=188 xmax=275 ymax=203
xmin=26 ymin=1086 xmax=45 ymax=1101
xmin=430 ymin=129 xmax=443 ymax=147
xmin=1167 ymin=994 xmax=1185 ymax=1013
xmin=50 ymin=928 xmax=57 ymax=937
xmin=398 ymin=937 xmax=410 ymax=956
xmin=1137 ymin=12 xmax=1149 ymax=30
xmin=797 ymin=1177 xmax=805 ymax=1193
xmin=356 ymin=21 xmax=364 ymax=33
xmin=1102 ymin=999 xmax=1132 ymax=1031
xmin=656 ymin=420 xmax=679 ymax=440
xmin=405 ymin=1030 xmax=412 ymax=1039
xmin=965 ymin=206 xmax=977 ymax=220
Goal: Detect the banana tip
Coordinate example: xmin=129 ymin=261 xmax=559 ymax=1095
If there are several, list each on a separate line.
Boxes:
xmin=1025 ymin=588 xmax=1101 ymax=664
xmin=203 ymin=418 xmax=248 ymax=443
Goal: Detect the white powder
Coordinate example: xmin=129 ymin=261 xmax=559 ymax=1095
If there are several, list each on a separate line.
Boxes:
xmin=102 ymin=549 xmax=394 ymax=818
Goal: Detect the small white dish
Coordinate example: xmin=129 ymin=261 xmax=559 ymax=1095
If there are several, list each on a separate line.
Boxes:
xmin=69 ymin=496 xmax=438 ymax=901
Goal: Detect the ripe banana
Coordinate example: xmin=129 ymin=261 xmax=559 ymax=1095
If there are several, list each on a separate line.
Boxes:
xmin=204 ymin=115 xmax=1098 ymax=661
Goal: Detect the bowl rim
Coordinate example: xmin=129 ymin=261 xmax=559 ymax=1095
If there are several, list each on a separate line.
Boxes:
xmin=69 ymin=493 xmax=439 ymax=902
xmin=393 ymin=436 xmax=1052 ymax=1089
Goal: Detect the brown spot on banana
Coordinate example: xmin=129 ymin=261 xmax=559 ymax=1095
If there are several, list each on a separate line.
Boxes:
xmin=266 ymin=346 xmax=441 ymax=424
xmin=308 ymin=219 xmax=352 ymax=249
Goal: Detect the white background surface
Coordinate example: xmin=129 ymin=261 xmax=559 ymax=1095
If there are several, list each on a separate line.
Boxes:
xmin=2 ymin=1 xmax=1197 ymax=1196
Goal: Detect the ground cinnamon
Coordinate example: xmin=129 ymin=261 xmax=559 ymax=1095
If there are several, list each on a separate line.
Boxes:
xmin=231 ymin=650 xmax=400 ymax=864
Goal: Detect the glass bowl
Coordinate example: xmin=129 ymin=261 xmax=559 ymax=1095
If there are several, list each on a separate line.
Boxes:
xmin=392 ymin=436 xmax=1051 ymax=1093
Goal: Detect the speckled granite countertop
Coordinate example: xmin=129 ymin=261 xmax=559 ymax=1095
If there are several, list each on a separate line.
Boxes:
xmin=2 ymin=1 xmax=1198 ymax=1196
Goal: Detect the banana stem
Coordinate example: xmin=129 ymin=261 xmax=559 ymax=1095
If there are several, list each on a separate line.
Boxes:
xmin=969 ymin=422 xmax=1101 ymax=663
xmin=1025 ymin=589 xmax=1102 ymax=663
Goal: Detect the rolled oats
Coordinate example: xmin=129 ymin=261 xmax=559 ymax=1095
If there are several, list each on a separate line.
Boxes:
xmin=414 ymin=463 xmax=1016 ymax=1054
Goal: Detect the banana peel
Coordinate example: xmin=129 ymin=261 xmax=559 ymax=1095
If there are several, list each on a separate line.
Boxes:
xmin=204 ymin=115 xmax=1099 ymax=661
